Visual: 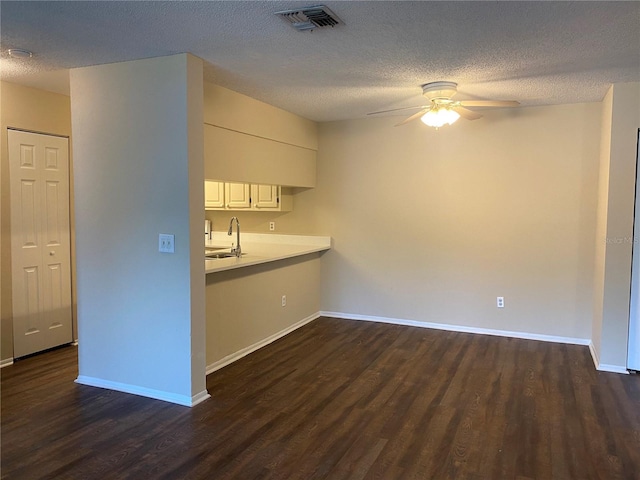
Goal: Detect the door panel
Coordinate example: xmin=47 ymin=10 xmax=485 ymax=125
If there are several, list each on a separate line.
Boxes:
xmin=44 ymin=146 xmax=59 ymax=169
xmin=19 ymin=180 xmax=39 ymax=248
xmin=44 ymin=263 xmax=63 ymax=315
xmin=45 ymin=181 xmax=62 ymax=245
xmin=9 ymin=129 xmax=72 ymax=358
xmin=23 ymin=266 xmax=41 ymax=330
xmin=20 ymin=143 xmax=36 ymax=168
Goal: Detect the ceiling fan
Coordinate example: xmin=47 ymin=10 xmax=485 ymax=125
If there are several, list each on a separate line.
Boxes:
xmin=368 ymin=81 xmax=520 ymax=128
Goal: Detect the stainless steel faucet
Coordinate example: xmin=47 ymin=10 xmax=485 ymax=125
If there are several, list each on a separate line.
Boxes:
xmin=228 ymin=216 xmax=241 ymax=257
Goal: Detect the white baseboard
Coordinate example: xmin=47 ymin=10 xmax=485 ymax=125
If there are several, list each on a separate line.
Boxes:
xmin=588 ymin=341 xmax=629 ymax=374
xmin=596 ymin=364 xmax=629 ymax=374
xmin=0 ymin=357 xmax=14 ymax=368
xmin=190 ymin=390 xmax=212 ymax=407
xmin=75 ymin=375 xmax=211 ymax=407
xmin=206 ymin=312 xmax=320 ymax=375
xmin=320 ymin=311 xmax=591 ymax=346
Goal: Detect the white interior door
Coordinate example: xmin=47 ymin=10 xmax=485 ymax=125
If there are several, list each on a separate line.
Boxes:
xmin=9 ymin=129 xmax=72 ymax=358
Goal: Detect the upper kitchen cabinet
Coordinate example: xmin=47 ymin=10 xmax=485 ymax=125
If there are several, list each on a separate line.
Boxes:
xmin=203 ymin=83 xmax=317 ymax=188
xmin=250 ymin=184 xmax=292 ymax=211
xmin=204 ymin=180 xmax=224 ymax=209
xmin=251 ymin=184 xmax=279 ymax=209
xmin=225 ymin=182 xmax=251 ymax=209
xmin=205 ymin=180 xmax=292 ymax=212
xmin=204 ymin=125 xmax=316 ymax=187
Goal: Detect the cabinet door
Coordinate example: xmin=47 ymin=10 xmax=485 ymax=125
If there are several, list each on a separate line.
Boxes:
xmin=251 ymin=184 xmax=280 ymax=210
xmin=225 ymin=182 xmax=251 ymax=209
xmin=205 ymin=180 xmax=225 ymax=209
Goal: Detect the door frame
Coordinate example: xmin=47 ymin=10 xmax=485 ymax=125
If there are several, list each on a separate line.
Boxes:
xmin=627 ymin=129 xmax=640 ymax=371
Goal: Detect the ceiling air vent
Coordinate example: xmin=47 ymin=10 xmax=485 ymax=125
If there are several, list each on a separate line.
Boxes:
xmin=275 ymin=5 xmax=343 ymax=32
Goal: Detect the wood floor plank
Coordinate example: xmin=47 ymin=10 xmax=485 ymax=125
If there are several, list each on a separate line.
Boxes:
xmin=2 ymin=317 xmax=639 ymax=479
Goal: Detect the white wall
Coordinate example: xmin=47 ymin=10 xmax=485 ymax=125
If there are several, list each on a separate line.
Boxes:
xmin=592 ymin=82 xmax=640 ymax=371
xmin=70 ymin=54 xmax=207 ymax=406
xmin=315 ymin=103 xmax=601 ymax=341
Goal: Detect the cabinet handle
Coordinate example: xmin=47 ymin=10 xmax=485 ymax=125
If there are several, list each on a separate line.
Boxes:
xmin=49 ymin=251 xmax=55 ymax=256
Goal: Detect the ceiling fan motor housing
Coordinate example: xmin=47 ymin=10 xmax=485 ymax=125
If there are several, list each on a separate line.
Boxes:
xmin=422 ymin=81 xmax=458 ymax=104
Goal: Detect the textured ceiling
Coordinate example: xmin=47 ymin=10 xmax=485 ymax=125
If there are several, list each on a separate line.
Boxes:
xmin=1 ymin=1 xmax=639 ymax=122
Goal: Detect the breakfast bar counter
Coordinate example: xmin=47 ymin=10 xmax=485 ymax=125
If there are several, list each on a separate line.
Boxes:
xmin=204 ymin=233 xmax=331 ymax=274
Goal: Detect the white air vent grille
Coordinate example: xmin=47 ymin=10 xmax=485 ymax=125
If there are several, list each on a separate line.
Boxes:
xmin=275 ymin=5 xmax=343 ymax=31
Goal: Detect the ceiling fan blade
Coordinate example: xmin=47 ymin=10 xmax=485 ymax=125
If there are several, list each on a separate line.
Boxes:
xmin=395 ymin=108 xmax=430 ymax=126
xmin=452 ymin=106 xmax=482 ymax=121
xmin=368 ymin=105 xmax=428 ymax=115
xmin=458 ymin=100 xmax=520 ymax=108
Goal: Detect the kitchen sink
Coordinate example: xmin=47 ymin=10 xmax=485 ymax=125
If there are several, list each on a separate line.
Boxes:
xmin=205 ymin=251 xmax=245 ymax=259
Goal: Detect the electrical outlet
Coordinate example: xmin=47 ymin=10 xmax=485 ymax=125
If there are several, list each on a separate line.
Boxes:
xmin=269 ymin=221 xmax=275 ymax=231
xmin=281 ymin=295 xmax=287 ymax=307
xmin=159 ymin=234 xmax=175 ymax=253
xmin=497 ymin=296 xmax=504 ymax=308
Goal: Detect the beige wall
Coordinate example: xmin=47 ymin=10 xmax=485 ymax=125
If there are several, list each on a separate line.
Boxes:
xmin=206 ymin=254 xmax=321 ymax=367
xmin=0 ymin=81 xmax=74 ymax=362
xmin=592 ymin=82 xmax=640 ymax=369
xmin=206 ymin=187 xmax=319 ymax=235
xmin=314 ymin=103 xmax=601 ymax=340
xmin=3 ymin=73 xmax=631 ymax=376
xmin=592 ymin=88 xmax=614 ymax=358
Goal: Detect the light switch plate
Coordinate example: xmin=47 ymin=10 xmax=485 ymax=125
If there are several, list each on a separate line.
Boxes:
xmin=159 ymin=234 xmax=175 ymax=253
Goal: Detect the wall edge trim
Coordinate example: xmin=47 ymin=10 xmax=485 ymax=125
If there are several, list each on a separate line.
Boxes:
xmin=589 ymin=341 xmax=601 ymax=370
xmin=588 ymin=341 xmax=629 ymax=374
xmin=75 ymin=375 xmax=210 ymax=407
xmin=206 ymin=312 xmax=320 ymax=375
xmin=0 ymin=357 xmax=14 ymax=368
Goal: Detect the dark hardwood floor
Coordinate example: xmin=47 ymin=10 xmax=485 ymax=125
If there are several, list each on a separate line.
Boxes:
xmin=2 ymin=317 xmax=639 ymax=479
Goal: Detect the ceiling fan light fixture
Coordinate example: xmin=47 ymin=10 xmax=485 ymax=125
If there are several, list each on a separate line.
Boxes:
xmin=420 ymin=107 xmax=460 ymax=128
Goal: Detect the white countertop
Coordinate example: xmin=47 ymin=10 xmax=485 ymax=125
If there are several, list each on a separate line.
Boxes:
xmin=205 ymin=232 xmax=331 ymax=274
